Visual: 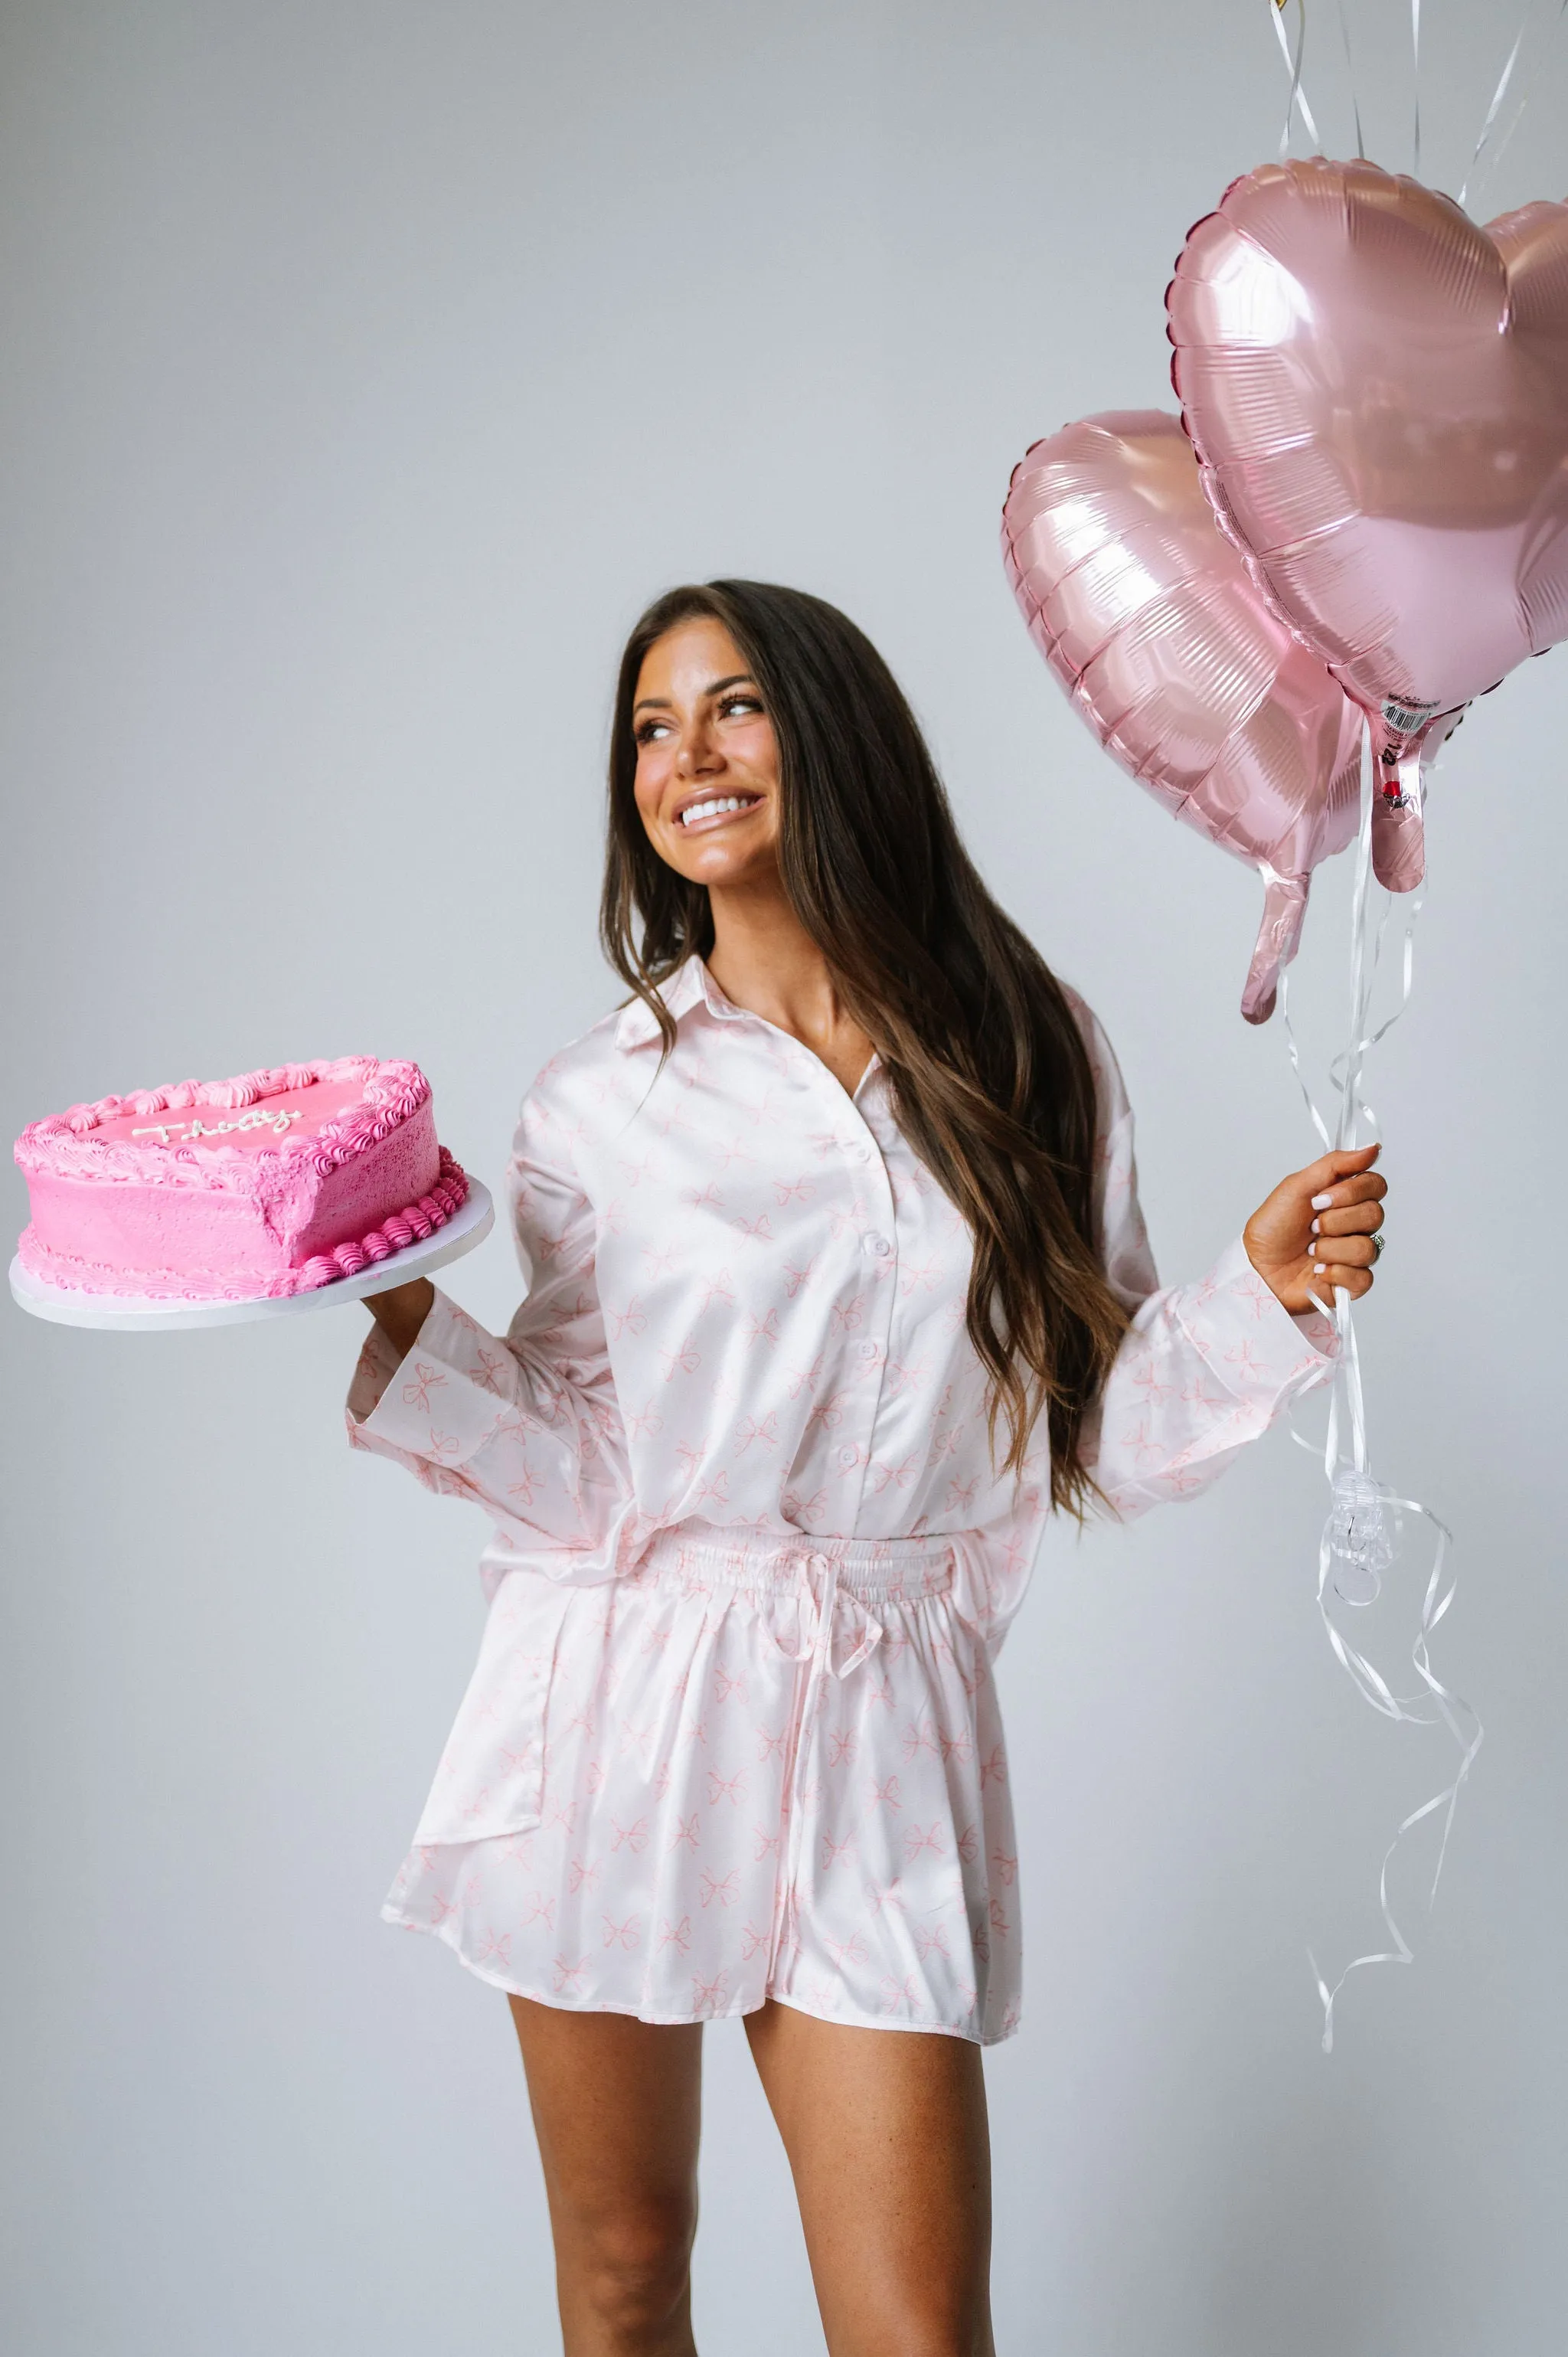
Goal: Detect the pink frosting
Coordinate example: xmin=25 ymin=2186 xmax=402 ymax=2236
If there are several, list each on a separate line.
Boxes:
xmin=14 ymin=1058 xmax=466 ymax=1301
xmin=16 ymin=1058 xmax=428 ymax=1183
xmin=88 ymin=1074 xmax=373 ymax=1151
xmin=293 ymin=1147 xmax=469 ymax=1288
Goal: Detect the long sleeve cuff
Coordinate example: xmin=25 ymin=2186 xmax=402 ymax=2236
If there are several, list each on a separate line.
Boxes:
xmin=1170 ymin=1234 xmax=1338 ymax=1401
xmin=1086 ymin=1234 xmax=1338 ymax=1519
xmin=347 ymin=1288 xmax=531 ymax=1470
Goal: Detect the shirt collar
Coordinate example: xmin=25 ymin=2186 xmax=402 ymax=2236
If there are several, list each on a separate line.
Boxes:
xmin=613 ymin=958 xmax=884 ymax=1099
xmin=613 ymin=957 xmax=739 ymax=1051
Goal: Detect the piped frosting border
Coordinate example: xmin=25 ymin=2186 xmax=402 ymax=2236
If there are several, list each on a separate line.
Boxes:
xmin=15 ymin=1148 xmax=471 ymax=1301
xmin=15 ymin=1058 xmax=430 ymax=1190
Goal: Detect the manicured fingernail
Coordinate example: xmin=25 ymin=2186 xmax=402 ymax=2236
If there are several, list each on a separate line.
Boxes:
xmin=1312 ymin=1261 xmax=1326 ymax=1275
xmin=1310 ymin=1216 xmax=1320 ymax=1234
xmin=1311 ymin=1192 xmax=1334 ymax=1210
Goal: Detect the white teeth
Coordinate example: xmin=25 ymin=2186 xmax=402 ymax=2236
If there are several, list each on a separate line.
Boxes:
xmin=680 ymin=796 xmax=754 ymax=826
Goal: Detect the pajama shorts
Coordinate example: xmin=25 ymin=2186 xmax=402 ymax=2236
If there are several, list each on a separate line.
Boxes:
xmin=381 ymin=1531 xmax=1022 ymax=2043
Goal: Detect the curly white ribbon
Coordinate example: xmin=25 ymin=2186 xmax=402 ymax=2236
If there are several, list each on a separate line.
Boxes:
xmin=1334 ymin=0 xmax=1367 ymax=161
xmin=1269 ymin=0 xmax=1568 ymax=206
xmin=1269 ymin=0 xmax=1322 ymax=156
xmin=1461 ymin=0 xmax=1568 ymax=211
xmin=1278 ymin=727 xmax=1482 ymax=2052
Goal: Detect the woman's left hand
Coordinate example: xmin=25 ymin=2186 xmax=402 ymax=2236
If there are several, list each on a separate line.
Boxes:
xmin=1243 ymin=1142 xmax=1387 ymax=1316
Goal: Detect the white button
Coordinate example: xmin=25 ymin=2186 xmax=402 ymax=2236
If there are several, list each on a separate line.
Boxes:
xmin=848 ymin=1140 xmax=872 ymax=1164
xmin=859 ymin=1339 xmax=880 ymax=1362
xmin=837 ymin=1444 xmax=858 ymax=1470
xmin=863 ymin=1232 xmax=891 ymax=1258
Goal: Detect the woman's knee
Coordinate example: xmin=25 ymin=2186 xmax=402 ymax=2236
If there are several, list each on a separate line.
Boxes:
xmin=567 ymin=2192 xmax=697 ymax=2336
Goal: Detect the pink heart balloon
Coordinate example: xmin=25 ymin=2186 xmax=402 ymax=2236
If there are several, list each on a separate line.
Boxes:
xmin=1001 ymin=410 xmax=1364 ymax=1022
xmin=1168 ymin=158 xmax=1568 ymax=888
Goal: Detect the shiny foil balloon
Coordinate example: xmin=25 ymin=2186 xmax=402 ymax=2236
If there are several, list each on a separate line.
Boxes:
xmin=1001 ymin=410 xmax=1364 ymax=1023
xmin=1168 ymin=158 xmax=1568 ymax=889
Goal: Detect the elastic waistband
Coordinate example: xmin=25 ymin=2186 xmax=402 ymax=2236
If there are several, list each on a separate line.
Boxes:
xmin=632 ymin=1526 xmax=956 ymax=1603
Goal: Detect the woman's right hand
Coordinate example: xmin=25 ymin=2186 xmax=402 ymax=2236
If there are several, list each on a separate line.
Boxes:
xmin=363 ymin=1277 xmax=435 ymax=1359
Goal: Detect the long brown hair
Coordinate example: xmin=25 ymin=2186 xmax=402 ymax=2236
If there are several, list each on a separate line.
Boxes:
xmin=599 ymin=580 xmax=1130 ymax=1517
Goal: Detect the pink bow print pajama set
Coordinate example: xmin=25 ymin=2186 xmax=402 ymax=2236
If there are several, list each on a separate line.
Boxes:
xmin=348 ymin=958 xmax=1333 ymax=2043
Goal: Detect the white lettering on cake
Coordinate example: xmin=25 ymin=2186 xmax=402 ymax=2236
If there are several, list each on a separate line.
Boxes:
xmin=132 ymin=1108 xmax=305 ymax=1143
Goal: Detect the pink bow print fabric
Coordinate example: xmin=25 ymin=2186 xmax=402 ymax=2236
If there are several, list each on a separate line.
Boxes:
xmin=348 ymin=960 xmax=1334 ymax=2040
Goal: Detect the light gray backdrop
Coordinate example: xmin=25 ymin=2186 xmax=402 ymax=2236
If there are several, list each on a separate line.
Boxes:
xmin=4 ymin=4 xmax=1565 ymax=2352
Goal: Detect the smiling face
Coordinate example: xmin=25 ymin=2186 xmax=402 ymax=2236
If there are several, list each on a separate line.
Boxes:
xmin=632 ymin=616 xmax=783 ymax=891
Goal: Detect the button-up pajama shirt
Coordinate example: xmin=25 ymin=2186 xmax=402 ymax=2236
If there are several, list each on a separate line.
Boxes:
xmin=348 ymin=958 xmax=1333 ymax=2043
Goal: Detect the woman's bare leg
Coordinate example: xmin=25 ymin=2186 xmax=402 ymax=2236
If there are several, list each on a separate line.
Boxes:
xmin=507 ymin=1996 xmax=704 ymax=2357
xmin=743 ymin=1999 xmax=995 ymax=2357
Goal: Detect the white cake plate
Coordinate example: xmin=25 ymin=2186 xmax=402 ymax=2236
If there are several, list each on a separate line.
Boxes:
xmin=8 ymin=1178 xmax=494 ymax=1332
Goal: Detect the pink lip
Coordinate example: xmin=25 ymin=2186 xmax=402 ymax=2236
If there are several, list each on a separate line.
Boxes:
xmin=670 ymin=791 xmax=763 ymax=836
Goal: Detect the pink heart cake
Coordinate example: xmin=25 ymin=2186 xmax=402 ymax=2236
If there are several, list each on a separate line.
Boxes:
xmin=14 ymin=1058 xmax=468 ymax=1301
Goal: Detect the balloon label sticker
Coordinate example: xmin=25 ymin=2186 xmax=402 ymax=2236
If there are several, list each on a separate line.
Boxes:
xmin=1380 ymin=696 xmax=1443 ymax=735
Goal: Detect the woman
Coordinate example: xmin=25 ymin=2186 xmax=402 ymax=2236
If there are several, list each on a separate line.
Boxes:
xmin=348 ymin=580 xmax=1385 ymax=2357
